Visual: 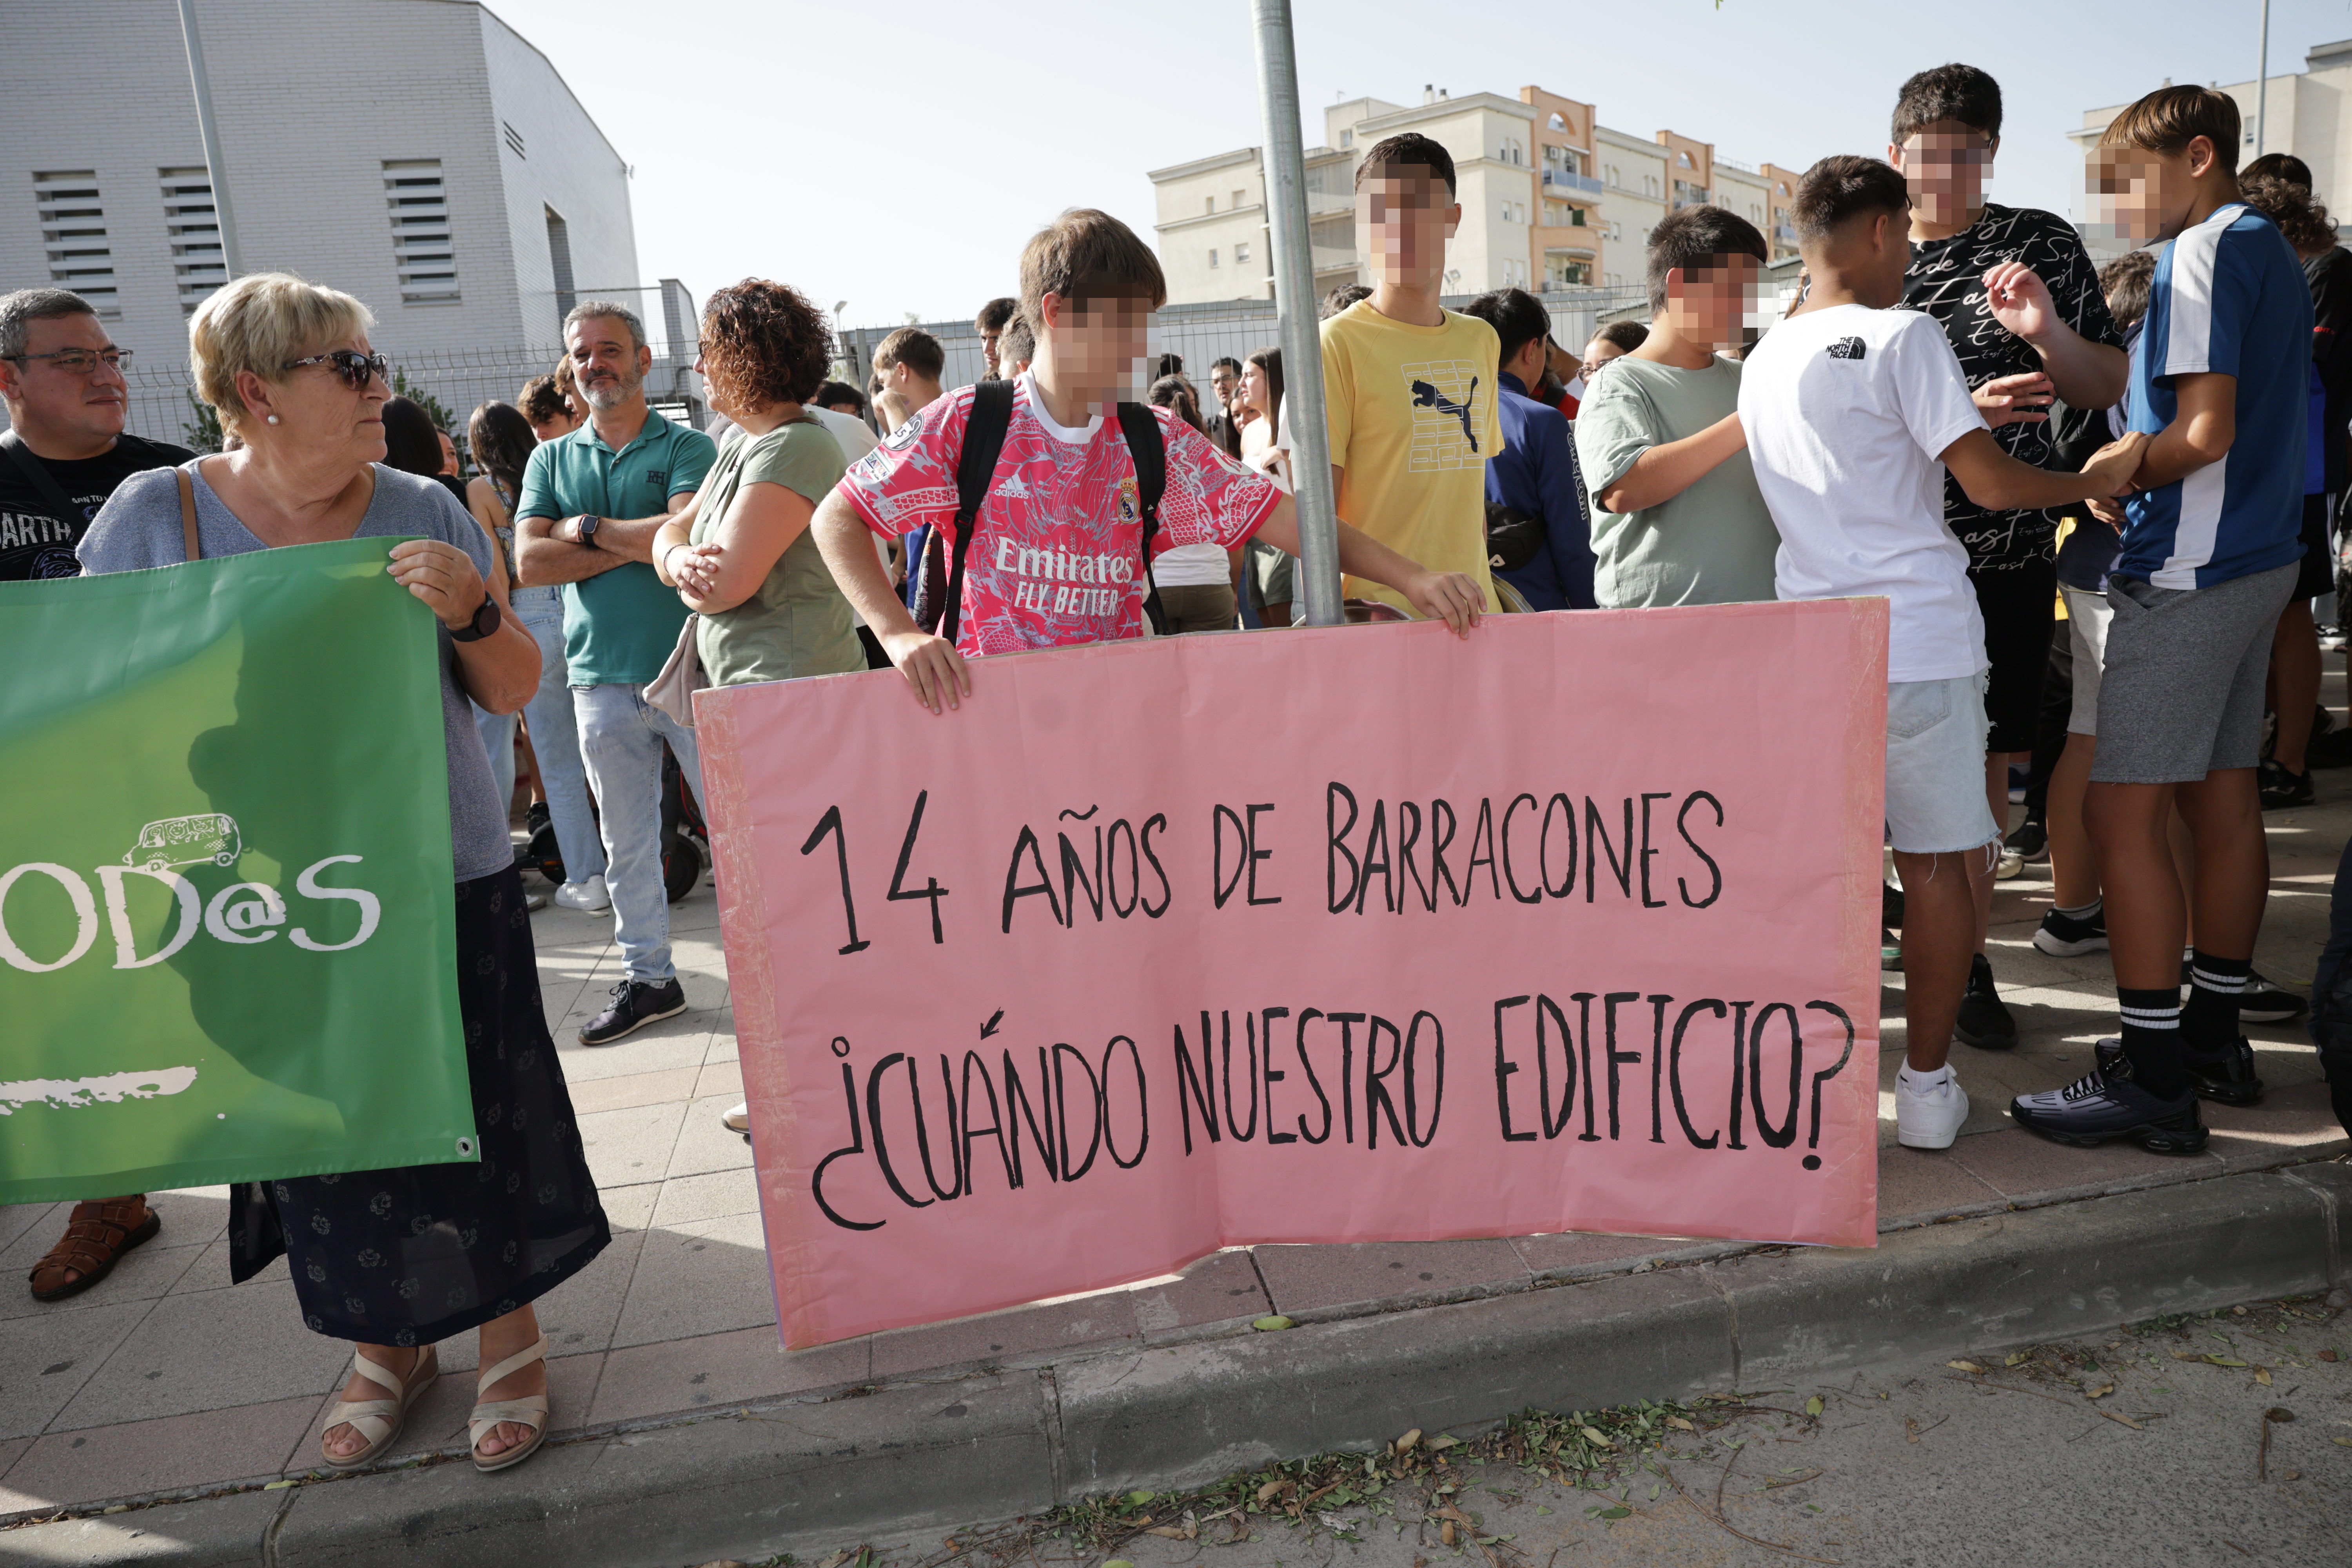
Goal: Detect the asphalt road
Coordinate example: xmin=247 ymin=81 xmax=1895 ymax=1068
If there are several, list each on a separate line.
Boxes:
xmin=773 ymin=1288 xmax=2352 ymax=1568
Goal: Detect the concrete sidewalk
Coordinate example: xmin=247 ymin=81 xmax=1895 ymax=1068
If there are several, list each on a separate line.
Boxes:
xmin=5 ymin=763 xmax=2350 ymax=1559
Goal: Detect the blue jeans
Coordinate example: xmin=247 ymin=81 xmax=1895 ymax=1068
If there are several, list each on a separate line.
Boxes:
xmin=573 ymin=681 xmax=704 ymax=983
xmin=497 ymin=589 xmax=604 ymax=885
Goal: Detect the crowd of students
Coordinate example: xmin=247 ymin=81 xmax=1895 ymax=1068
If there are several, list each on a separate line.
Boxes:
xmin=7 ymin=53 xmax=2352 ymax=1474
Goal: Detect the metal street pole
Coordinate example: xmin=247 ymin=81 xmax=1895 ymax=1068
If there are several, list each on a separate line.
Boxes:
xmin=1250 ymin=0 xmax=1342 ymax=628
xmin=176 ymin=0 xmax=243 ymax=278
xmin=2255 ymin=0 xmax=2271 ymax=158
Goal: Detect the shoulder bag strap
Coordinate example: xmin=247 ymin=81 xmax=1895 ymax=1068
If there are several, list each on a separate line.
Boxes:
xmin=177 ymin=468 xmax=201 ymax=562
xmin=942 ymin=380 xmax=1016 ymax=647
xmin=0 ymin=429 xmax=86 ymax=532
xmin=1114 ymin=403 xmax=1169 ymax=634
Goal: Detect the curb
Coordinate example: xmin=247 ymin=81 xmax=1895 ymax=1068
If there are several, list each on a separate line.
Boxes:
xmin=15 ymin=1161 xmax=2348 ymax=1567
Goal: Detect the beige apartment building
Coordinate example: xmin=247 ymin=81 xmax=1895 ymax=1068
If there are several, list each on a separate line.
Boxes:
xmin=1148 ymin=83 xmax=1808 ymax=307
xmin=2072 ymin=37 xmax=2352 ymax=238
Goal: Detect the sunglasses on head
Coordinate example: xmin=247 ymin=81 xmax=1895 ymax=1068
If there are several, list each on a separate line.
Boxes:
xmin=282 ymin=348 xmax=389 ymax=390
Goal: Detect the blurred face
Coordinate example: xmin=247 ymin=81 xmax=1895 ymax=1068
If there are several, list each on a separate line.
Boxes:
xmin=2088 ymin=142 xmax=2205 ymax=245
xmin=0 ymin=312 xmax=127 ymax=446
xmin=980 ymin=327 xmax=1003 ymax=377
xmin=1582 ymin=335 xmax=1626 ymax=370
xmin=1891 ymin=119 xmax=1996 ymax=230
xmin=565 ymin=314 xmax=649 ymax=413
xmin=1359 ymin=169 xmax=1460 ymax=290
xmin=1209 ymin=363 xmax=1239 ymax=407
xmin=1239 ymin=361 xmax=1270 ymax=416
xmin=250 ymin=332 xmax=388 ymax=465
xmin=1662 ymin=253 xmax=1762 ymax=352
xmin=436 ymin=430 xmax=458 ymax=475
xmin=528 ymin=413 xmax=572 ymax=443
xmin=1037 ymin=291 xmax=1152 ymax=402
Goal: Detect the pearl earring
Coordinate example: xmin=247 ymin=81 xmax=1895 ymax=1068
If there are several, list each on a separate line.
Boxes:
xmin=266 ymin=414 xmax=280 ymax=425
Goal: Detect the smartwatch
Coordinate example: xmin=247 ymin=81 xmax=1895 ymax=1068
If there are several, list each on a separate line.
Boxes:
xmin=577 ymin=514 xmax=603 ymax=544
xmin=450 ymin=595 xmax=502 ymax=643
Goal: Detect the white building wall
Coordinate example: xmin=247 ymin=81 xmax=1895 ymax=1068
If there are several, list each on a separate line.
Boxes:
xmin=1152 ymin=153 xmax=1270 ymax=305
xmin=0 ymin=0 xmax=635 ymax=368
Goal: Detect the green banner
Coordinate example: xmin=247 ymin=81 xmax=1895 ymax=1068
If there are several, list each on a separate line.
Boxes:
xmin=0 ymin=539 xmax=475 ymax=1204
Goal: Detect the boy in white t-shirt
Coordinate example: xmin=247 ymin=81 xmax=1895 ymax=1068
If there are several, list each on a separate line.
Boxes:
xmin=1740 ymin=156 xmax=2145 ymax=1151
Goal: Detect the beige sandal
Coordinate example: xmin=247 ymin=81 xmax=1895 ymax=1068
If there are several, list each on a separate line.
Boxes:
xmin=321 ymin=1345 xmax=439 ymax=1470
xmin=468 ymin=1334 xmax=550 ymax=1473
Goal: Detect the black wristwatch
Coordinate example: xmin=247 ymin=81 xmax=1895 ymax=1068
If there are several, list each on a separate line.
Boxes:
xmin=450 ymin=595 xmax=502 ymax=643
xmin=577 ymin=513 xmax=603 ymax=544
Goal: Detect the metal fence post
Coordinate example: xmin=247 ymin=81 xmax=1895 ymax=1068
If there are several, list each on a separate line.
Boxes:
xmin=175 ymin=0 xmax=243 ymax=278
xmin=1251 ymin=0 xmax=1342 ymax=628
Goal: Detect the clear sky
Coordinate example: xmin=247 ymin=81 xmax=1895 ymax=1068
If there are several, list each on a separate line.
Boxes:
xmin=484 ymin=0 xmax=2352 ymax=331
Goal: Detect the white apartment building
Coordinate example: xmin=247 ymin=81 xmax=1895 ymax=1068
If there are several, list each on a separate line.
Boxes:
xmin=2 ymin=0 xmax=639 ymax=374
xmin=2073 ymin=38 xmax=2352 ymax=239
xmin=1149 ymin=83 xmax=1807 ymax=307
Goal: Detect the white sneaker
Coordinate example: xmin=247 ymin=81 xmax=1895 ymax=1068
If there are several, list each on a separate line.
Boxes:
xmin=722 ymin=1102 xmax=750 ymax=1133
xmin=554 ymin=875 xmax=610 ymax=913
xmin=1895 ymin=1064 xmax=1968 ymax=1151
xmin=1993 ymin=849 xmax=2024 ymax=881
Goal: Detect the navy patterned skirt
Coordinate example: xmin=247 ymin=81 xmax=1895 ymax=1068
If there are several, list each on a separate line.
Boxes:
xmin=227 ymin=865 xmax=609 ymax=1345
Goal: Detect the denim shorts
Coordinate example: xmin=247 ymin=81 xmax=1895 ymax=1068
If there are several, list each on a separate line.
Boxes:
xmin=1886 ymin=671 xmax=2001 ymax=856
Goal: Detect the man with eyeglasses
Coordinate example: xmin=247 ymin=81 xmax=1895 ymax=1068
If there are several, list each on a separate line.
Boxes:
xmin=514 ymin=301 xmax=717 ymax=1046
xmin=2 ymin=288 xmax=191 ymax=1305
xmin=0 ymin=288 xmax=191 ymax=584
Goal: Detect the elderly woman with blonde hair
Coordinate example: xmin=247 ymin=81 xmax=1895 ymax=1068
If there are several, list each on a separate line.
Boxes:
xmin=78 ymin=272 xmax=608 ymax=1476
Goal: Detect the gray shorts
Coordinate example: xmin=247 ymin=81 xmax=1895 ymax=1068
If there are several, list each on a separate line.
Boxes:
xmin=2089 ymin=561 xmax=2298 ymax=784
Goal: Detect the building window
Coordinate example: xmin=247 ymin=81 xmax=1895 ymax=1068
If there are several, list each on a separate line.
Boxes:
xmin=34 ymin=171 xmax=117 ymax=317
xmin=1235 ymin=241 xmax=1251 ymax=266
xmin=1341 ymin=129 xmax=1353 ymax=147
xmin=384 ymin=159 xmax=458 ymax=305
xmin=1606 ymin=164 xmax=1619 ymax=188
xmin=1209 ymin=248 xmax=1220 ymax=269
xmin=1548 ymin=112 xmax=1566 ymax=130
xmin=1545 ymin=253 xmax=1592 ymax=288
xmin=544 ymin=205 xmax=574 ymax=327
xmin=159 ymin=167 xmax=226 ymax=313
xmin=1233 ymin=189 xmax=1246 ymax=209
xmin=1570 ymin=206 xmax=1586 ymax=227
xmin=1644 ymin=174 xmax=1659 ymax=198
xmin=502 ymin=120 xmax=526 ymax=158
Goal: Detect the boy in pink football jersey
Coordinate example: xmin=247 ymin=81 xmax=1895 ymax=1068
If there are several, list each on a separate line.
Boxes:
xmin=810 ymin=208 xmax=1485 ymax=713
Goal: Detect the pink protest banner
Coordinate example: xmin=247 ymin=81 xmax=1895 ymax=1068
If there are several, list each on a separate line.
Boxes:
xmin=696 ymin=599 xmax=1888 ymax=1350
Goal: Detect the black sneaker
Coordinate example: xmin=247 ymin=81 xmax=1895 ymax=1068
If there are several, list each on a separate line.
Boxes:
xmin=2011 ymin=1067 xmax=2208 ymax=1152
xmin=525 ymin=801 xmax=552 ymax=837
xmin=2093 ymin=1035 xmax=2264 ymax=1106
xmin=2259 ymin=758 xmax=2314 ymax=809
xmin=1882 ymin=881 xmax=1904 ymax=930
xmin=1955 ymin=953 xmax=2018 ymax=1049
xmin=579 ymin=978 xmax=688 ymax=1046
xmin=2007 ymin=818 xmax=2049 ymax=863
xmin=2180 ymin=961 xmax=2309 ymax=1024
xmin=2033 ymin=905 xmax=2109 ymax=957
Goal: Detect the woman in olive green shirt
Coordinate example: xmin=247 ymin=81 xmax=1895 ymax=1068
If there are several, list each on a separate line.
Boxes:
xmin=655 ymin=279 xmax=862 ymax=689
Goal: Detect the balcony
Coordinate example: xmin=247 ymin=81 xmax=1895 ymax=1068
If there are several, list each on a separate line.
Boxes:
xmin=1312 ymin=244 xmax=1359 ymax=274
xmin=1775 ymin=222 xmax=1797 ymax=243
xmin=1306 ymin=189 xmax=1354 ymax=217
xmin=1542 ymin=168 xmax=1604 ymax=195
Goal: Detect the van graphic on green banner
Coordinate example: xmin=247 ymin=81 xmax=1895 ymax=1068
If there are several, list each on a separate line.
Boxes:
xmin=0 ymin=539 xmax=476 ymax=1205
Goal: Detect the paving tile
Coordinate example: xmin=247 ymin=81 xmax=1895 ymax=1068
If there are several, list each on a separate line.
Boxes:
xmin=0 ymin=1434 xmax=29 ymax=1497
xmin=48 ymin=1278 xmax=350 ymax=1430
xmin=566 ymin=1065 xmax=701 ymax=1116
xmin=0 ymin=1218 xmax=207 ymax=1322
xmin=596 ymin=1181 xmax=661 ymax=1232
xmin=0 ymin=1203 xmax=62 ymax=1258
xmin=556 ymin=1032 xmax=709 ymax=1085
xmin=870 ymin=1288 xmax=1140 ymax=1380
xmin=1251 ymin=1237 xmax=1531 ymax=1320
xmin=0 ymin=1300 xmax=155 ymax=1440
xmin=577 ymin=1100 xmax=688 ymax=1190
xmin=665 ymin=1094 xmax=757 ymax=1180
xmin=1874 ymin=1142 xmax=2005 ymax=1228
xmin=588 ymin=1325 xmax=867 ymax=1427
xmin=138 ymin=1189 xmax=234 ymax=1247
xmin=1130 ymin=1248 xmax=1268 ymax=1335
xmin=1512 ymin=1231 xmax=1684 ymax=1280
xmin=162 ymin=1239 xmax=282 ymax=1297
xmin=694 ymin=1059 xmax=745 ymax=1102
xmin=608 ymin=1211 xmax=777 ymax=1350
xmin=4 ymin=1395 xmax=321 ymax=1512
xmin=2203 ymin=1081 xmax=2351 ymax=1174
xmin=1947 ymin=1124 xmax=2221 ymax=1207
xmin=650 ymin=1167 xmax=760 ymax=1227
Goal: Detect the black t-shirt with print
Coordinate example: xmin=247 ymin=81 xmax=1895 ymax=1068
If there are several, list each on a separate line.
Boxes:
xmin=1902 ymin=202 xmax=2123 ymax=574
xmin=0 ymin=432 xmax=194 ymax=581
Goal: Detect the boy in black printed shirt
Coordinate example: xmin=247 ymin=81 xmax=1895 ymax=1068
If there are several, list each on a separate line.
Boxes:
xmin=1890 ymin=63 xmax=2129 ymax=1051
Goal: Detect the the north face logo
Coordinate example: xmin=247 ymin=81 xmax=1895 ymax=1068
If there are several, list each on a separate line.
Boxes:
xmin=1824 ymin=337 xmax=1866 ymax=361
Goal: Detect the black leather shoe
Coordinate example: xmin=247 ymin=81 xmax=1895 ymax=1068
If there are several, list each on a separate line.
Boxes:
xmin=579 ymin=978 xmax=688 ymax=1046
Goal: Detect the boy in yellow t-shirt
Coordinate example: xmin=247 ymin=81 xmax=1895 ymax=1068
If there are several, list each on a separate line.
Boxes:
xmin=1321 ymin=132 xmax=1504 ymax=615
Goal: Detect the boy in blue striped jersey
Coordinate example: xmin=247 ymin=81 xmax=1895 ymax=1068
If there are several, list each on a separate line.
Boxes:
xmin=2012 ymin=86 xmax=2313 ymax=1151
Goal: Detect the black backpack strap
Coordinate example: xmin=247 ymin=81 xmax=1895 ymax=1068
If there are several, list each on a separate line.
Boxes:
xmin=941 ymin=380 xmax=1016 ymax=646
xmin=1114 ymin=403 xmax=1168 ymax=634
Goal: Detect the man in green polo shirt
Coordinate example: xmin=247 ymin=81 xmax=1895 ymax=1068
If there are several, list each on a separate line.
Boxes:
xmin=515 ymin=301 xmax=717 ymax=1045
